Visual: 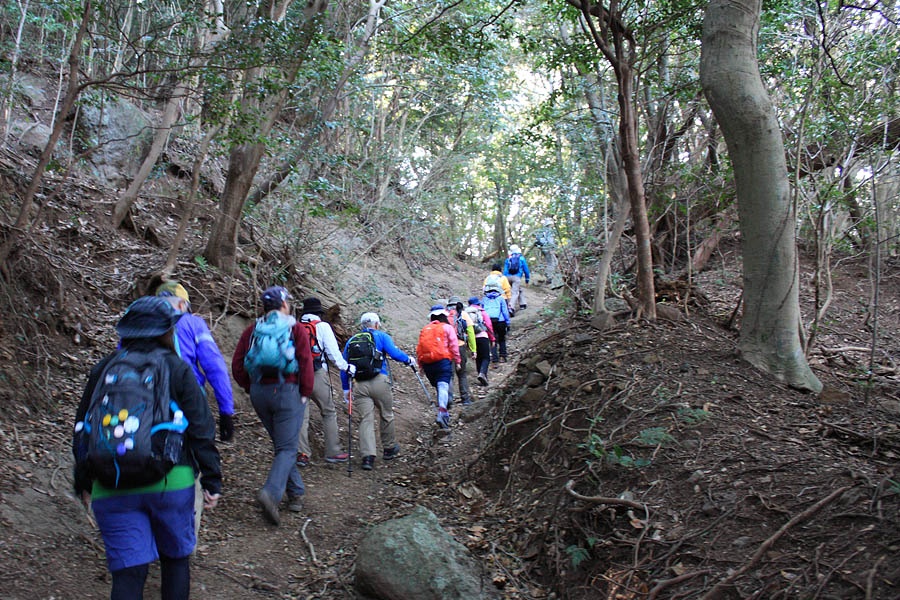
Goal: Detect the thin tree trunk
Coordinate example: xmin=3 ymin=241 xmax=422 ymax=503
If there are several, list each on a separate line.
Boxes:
xmin=0 ymin=0 xmax=30 ymax=144
xmin=700 ymin=0 xmax=821 ymax=392
xmin=112 ymin=80 xmax=188 ymax=227
xmin=0 ymin=0 xmax=92 ymax=275
xmin=162 ymin=124 xmax=221 ymax=276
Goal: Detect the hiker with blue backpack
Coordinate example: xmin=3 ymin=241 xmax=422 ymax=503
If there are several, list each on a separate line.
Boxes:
xmin=482 ymin=278 xmax=511 ymax=364
xmin=72 ymin=296 xmax=222 ymax=600
xmin=341 ymin=312 xmax=416 ymax=470
xmin=155 ymin=281 xmax=235 ymax=442
xmin=231 ymin=286 xmax=315 ymax=526
xmin=483 ymin=262 xmax=513 ymax=316
xmin=503 ymin=244 xmax=530 ymax=314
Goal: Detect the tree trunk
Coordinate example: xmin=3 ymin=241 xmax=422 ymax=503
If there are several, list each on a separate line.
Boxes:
xmin=0 ymin=0 xmax=91 ymax=274
xmin=112 ymin=80 xmax=188 ymax=228
xmin=203 ymin=0 xmax=328 ymax=269
xmin=700 ymin=0 xmax=821 ymax=392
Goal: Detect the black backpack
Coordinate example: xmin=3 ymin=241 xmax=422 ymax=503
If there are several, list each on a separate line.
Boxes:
xmin=508 ymin=254 xmax=521 ymax=275
xmin=347 ymin=332 xmax=384 ymax=381
xmin=74 ymin=348 xmax=187 ymax=489
xmin=455 ymin=313 xmax=467 ymax=341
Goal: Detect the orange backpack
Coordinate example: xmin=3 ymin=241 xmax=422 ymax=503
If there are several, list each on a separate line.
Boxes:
xmin=299 ymin=319 xmax=323 ymax=367
xmin=417 ymin=322 xmax=451 ymax=364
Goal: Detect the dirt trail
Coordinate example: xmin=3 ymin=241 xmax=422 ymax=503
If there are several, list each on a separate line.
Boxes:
xmin=0 ymin=273 xmax=559 ymax=599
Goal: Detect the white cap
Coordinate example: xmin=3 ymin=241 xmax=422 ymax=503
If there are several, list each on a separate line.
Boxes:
xmin=510 ymin=244 xmax=521 ymax=254
xmin=360 ymin=312 xmax=381 ymax=326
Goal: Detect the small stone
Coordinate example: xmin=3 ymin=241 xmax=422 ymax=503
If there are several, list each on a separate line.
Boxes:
xmin=732 ymin=536 xmax=753 ymax=548
xmin=534 ymin=361 xmax=552 ymax=377
xmin=526 ymin=372 xmax=545 ymax=387
xmin=688 ymin=470 xmax=704 ymax=484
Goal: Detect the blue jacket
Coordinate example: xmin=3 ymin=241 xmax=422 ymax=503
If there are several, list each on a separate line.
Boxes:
xmin=341 ymin=328 xmax=411 ymax=391
xmin=503 ymin=253 xmax=530 ymax=282
xmin=481 ymin=291 xmax=510 ymax=325
xmin=174 ymin=313 xmax=234 ymax=415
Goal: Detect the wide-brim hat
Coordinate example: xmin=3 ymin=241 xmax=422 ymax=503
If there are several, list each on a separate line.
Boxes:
xmin=302 ymin=297 xmax=324 ymax=315
xmin=116 ymin=296 xmax=181 ymax=339
xmin=509 ymin=244 xmax=521 ymax=254
xmin=429 ymin=304 xmax=449 ymax=318
xmin=448 ymin=295 xmax=463 ymax=306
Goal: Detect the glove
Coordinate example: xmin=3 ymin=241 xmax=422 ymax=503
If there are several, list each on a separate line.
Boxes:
xmin=219 ymin=413 xmax=234 ymax=442
xmin=346 ymin=364 xmax=357 ymax=378
xmin=343 ymin=390 xmax=350 ymax=405
xmin=408 ymin=357 xmax=418 ymax=370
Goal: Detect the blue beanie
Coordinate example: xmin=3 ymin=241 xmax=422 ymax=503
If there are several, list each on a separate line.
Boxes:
xmin=468 ymin=297 xmax=480 ymax=306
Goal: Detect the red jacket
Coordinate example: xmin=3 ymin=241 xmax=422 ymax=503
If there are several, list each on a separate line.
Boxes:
xmin=232 ymin=319 xmax=315 ymax=397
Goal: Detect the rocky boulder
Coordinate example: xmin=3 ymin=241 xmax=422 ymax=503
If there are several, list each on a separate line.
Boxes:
xmin=356 ymin=506 xmax=499 ymax=600
xmin=77 ymin=97 xmax=153 ymax=186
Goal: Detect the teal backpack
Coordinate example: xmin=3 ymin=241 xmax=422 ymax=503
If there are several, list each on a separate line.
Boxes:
xmin=244 ymin=313 xmax=299 ymax=381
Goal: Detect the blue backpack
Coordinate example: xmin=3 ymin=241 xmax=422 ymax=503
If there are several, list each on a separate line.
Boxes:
xmin=244 ymin=313 xmax=299 ymax=381
xmin=73 ymin=348 xmax=187 ymax=489
xmin=508 ymin=254 xmax=521 ymax=275
xmin=483 ymin=294 xmax=504 ymax=320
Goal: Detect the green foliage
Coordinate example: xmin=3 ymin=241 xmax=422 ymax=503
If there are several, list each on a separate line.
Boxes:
xmin=564 ymin=538 xmax=600 ymax=568
xmin=676 ymin=406 xmax=710 ymax=426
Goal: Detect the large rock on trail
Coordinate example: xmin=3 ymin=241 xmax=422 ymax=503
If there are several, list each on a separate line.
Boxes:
xmin=355 ymin=506 xmax=499 ymax=600
xmin=77 ymin=97 xmax=153 ymax=186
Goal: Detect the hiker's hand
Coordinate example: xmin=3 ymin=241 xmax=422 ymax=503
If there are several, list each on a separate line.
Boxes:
xmin=408 ymin=357 xmax=418 ymax=370
xmin=81 ymin=490 xmax=91 ymax=510
xmin=343 ymin=390 xmax=350 ymax=405
xmin=203 ymin=490 xmax=220 ymax=510
xmin=219 ymin=414 xmax=234 ymax=442
xmin=346 ymin=364 xmax=357 ymax=378
xmin=300 ymin=396 xmax=309 ymax=405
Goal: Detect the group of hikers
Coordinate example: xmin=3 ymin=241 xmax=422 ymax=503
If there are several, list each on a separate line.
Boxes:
xmin=70 ymin=243 xmax=533 ymax=599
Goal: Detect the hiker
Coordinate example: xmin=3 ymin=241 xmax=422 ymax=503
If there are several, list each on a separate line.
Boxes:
xmin=503 ymin=245 xmax=530 ymax=313
xmin=416 ymin=306 xmax=462 ymax=429
xmin=155 ymin=281 xmax=235 ymax=442
xmin=535 ymin=217 xmax=563 ymax=289
xmin=482 ymin=284 xmax=510 ymax=364
xmin=466 ymin=297 xmax=495 ymax=386
xmin=447 ymin=295 xmax=476 ymax=405
xmin=341 ymin=312 xmax=415 ymax=470
xmin=155 ymin=280 xmax=232 ymax=544
xmin=297 ymin=296 xmax=352 ymax=467
xmin=484 ymin=262 xmax=513 ymax=315
xmin=72 ymin=296 xmax=222 ymax=600
xmin=232 ymin=286 xmax=314 ymax=525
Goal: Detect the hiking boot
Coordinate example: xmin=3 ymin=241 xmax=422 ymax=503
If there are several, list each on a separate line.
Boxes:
xmin=500 ymin=356 xmax=508 ymax=363
xmin=383 ymin=444 xmax=401 ymax=460
xmin=520 ymin=305 xmax=526 ymax=310
xmin=477 ymin=373 xmax=488 ymax=386
xmin=361 ymin=456 xmax=375 ymax=470
xmin=324 ymin=453 xmax=349 ymax=463
xmin=297 ymin=453 xmax=310 ymax=467
xmin=436 ymin=410 xmax=451 ymax=429
xmin=257 ymin=489 xmax=280 ymax=526
xmin=286 ymin=494 xmax=304 ymax=513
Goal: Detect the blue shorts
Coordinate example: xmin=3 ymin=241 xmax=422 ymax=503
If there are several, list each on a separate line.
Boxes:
xmin=423 ymin=358 xmax=453 ymax=387
xmin=92 ymin=486 xmax=195 ymax=571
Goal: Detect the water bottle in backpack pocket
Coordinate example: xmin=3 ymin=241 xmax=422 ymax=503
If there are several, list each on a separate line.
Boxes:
xmin=244 ymin=313 xmax=299 ymax=381
xmin=73 ymin=348 xmax=188 ymax=489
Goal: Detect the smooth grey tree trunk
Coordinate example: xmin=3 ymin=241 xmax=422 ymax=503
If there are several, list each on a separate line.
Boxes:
xmin=700 ymin=0 xmax=821 ymax=392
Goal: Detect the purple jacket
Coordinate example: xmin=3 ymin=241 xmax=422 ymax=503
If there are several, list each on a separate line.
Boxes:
xmin=175 ymin=313 xmax=234 ymax=415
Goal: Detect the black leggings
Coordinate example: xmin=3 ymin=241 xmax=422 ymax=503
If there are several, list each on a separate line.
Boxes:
xmin=475 ymin=337 xmax=491 ymax=375
xmin=490 ymin=319 xmax=508 ymax=360
xmin=111 ymin=555 xmax=190 ymax=600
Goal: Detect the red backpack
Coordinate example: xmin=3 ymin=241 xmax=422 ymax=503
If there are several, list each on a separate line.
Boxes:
xmin=300 ymin=320 xmax=323 ymax=366
xmin=416 ymin=322 xmax=451 ymax=364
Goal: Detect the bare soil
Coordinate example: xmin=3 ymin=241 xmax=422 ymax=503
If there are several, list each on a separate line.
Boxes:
xmin=1 ymin=187 xmax=899 ymax=599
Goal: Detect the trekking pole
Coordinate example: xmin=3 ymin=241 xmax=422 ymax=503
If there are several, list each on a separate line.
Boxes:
xmin=386 ymin=358 xmax=393 ymax=385
xmin=411 ymin=367 xmax=435 ymax=408
xmin=347 ymin=378 xmax=353 ymax=477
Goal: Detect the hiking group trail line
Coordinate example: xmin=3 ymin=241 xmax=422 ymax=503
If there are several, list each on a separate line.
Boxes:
xmin=0 ymin=274 xmax=557 ymax=599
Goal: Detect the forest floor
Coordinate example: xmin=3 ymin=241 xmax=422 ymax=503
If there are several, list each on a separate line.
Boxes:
xmin=0 ymin=181 xmax=899 ymax=598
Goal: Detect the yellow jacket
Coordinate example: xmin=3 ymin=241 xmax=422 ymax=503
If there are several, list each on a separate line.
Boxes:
xmin=484 ymin=271 xmax=512 ymax=300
